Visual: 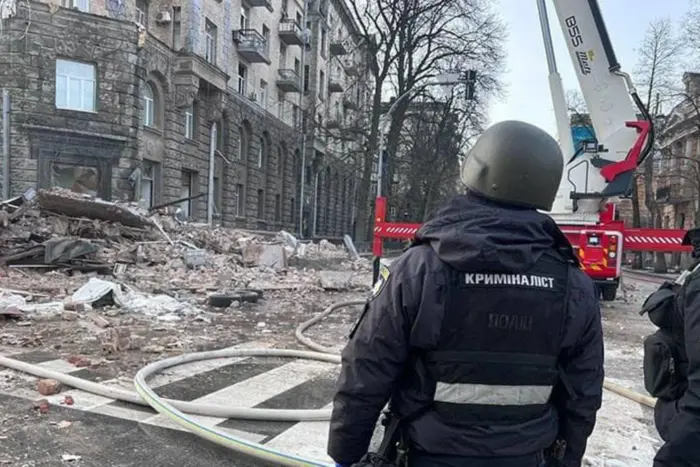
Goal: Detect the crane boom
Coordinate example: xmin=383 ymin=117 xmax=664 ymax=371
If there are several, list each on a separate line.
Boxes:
xmin=544 ymin=0 xmax=654 ymax=216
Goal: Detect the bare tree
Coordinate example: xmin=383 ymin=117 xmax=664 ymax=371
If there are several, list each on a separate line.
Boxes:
xmin=346 ymin=0 xmax=505 ymax=241
xmin=390 ymin=88 xmax=478 ymax=221
xmin=634 ymin=17 xmax=685 ymax=272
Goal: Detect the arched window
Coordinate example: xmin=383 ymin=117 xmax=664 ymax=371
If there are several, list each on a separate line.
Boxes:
xmin=237 ymin=126 xmax=244 ymax=159
xmin=143 ymin=82 xmax=155 ymax=127
xmin=258 ymin=136 xmax=265 ymax=168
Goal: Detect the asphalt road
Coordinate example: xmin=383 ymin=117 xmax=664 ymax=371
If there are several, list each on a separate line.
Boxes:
xmin=0 ymin=271 xmax=664 ymax=467
xmin=0 ymin=346 xmax=339 ymax=467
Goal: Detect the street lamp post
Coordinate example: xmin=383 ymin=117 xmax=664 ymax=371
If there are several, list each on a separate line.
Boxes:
xmin=372 ymin=74 xmax=465 ymax=283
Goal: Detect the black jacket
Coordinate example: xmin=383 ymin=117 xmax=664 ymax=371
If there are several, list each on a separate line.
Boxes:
xmin=327 ymin=194 xmax=604 ymax=467
xmin=654 ymin=267 xmax=700 ymax=466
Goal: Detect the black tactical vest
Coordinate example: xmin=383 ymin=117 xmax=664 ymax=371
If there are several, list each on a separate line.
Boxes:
xmin=424 ymin=252 xmax=570 ymax=425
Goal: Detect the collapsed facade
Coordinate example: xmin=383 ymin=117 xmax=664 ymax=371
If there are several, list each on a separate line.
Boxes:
xmin=0 ymin=0 xmax=369 ymax=238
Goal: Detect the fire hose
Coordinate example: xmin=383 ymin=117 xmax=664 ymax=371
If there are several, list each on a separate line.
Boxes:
xmin=0 ymin=299 xmax=656 ymax=466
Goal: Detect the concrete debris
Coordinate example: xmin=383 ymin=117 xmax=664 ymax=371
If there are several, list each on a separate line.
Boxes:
xmin=0 ymin=188 xmax=371 ymax=344
xmin=37 ymin=379 xmax=61 ymax=396
xmin=243 ymin=243 xmax=287 ymax=270
xmin=319 ymin=270 xmax=372 ymax=291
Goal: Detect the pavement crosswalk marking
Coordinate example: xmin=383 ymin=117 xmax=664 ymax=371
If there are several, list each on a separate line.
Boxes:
xmin=0 ymin=340 xmax=341 ymax=462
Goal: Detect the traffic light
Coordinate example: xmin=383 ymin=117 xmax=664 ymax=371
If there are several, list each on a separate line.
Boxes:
xmin=463 ymin=69 xmax=477 ymax=101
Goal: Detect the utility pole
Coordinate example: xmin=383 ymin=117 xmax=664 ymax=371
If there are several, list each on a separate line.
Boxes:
xmin=2 ymin=89 xmax=9 ymax=200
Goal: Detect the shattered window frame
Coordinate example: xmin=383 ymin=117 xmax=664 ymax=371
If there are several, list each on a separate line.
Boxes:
xmin=140 ymin=161 xmax=156 ymax=208
xmin=50 ymin=161 xmax=101 ymax=198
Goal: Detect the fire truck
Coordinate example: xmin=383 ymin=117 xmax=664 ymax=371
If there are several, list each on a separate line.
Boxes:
xmin=372 ymin=0 xmax=690 ymax=301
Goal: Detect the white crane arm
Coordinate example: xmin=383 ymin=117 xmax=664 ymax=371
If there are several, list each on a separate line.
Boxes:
xmin=543 ymin=0 xmax=654 ymax=216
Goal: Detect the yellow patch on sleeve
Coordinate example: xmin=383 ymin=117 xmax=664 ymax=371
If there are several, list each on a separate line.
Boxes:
xmin=370 ymin=264 xmax=391 ymax=299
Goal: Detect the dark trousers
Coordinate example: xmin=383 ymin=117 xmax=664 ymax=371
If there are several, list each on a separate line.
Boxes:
xmin=408 ymin=451 xmax=545 ymax=467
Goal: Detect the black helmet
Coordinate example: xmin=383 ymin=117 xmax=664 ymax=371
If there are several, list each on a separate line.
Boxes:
xmin=461 ymin=120 xmax=564 ymax=211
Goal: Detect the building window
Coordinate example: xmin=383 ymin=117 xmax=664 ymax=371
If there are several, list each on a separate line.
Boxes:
xmin=185 ymin=104 xmax=194 ymax=139
xmin=205 ymin=20 xmax=217 ymax=64
xmin=292 ymin=105 xmax=299 ymax=128
xmin=213 ymin=176 xmax=222 ymax=215
xmin=142 ymin=82 xmax=155 ymax=127
xmin=172 ymin=7 xmax=182 ymax=50
xmin=303 ymin=65 xmax=310 ymax=92
xmin=238 ymin=64 xmax=247 ymax=95
xmin=321 ymin=28 xmax=327 ymax=57
xmin=278 ymin=148 xmax=285 ymax=177
xmin=140 ymin=161 xmax=157 ymax=208
xmin=274 ymin=194 xmax=281 ymax=222
xmin=237 ymin=126 xmax=244 ymax=159
xmin=258 ymin=137 xmax=264 ymax=168
xmin=240 ymin=6 xmax=249 ymax=29
xmin=235 ymin=184 xmax=244 ymax=216
xmin=279 ymin=43 xmax=287 ymax=69
xmin=319 ymin=70 xmax=325 ymax=99
xmin=262 ymin=24 xmax=270 ymax=55
xmin=290 ymin=197 xmax=296 ymax=223
xmin=62 ymin=0 xmax=89 ymax=12
xmin=55 ymin=59 xmax=96 ymax=112
xmin=180 ymin=170 xmax=195 ymax=218
xmin=257 ymin=189 xmax=265 ymax=219
xmin=135 ymin=0 xmax=147 ymax=28
xmin=259 ymin=80 xmax=268 ymax=109
xmin=51 ymin=163 xmax=99 ymax=196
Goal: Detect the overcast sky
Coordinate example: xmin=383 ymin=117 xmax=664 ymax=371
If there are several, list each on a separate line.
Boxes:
xmin=488 ymin=0 xmax=688 ymax=137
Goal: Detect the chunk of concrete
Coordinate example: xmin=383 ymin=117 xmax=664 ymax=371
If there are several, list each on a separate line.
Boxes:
xmin=319 ymin=270 xmax=372 ymax=290
xmin=242 ymin=243 xmax=287 ymax=270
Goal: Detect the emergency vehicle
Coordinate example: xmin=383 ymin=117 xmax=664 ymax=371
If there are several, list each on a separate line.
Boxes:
xmin=371 ymin=0 xmax=690 ymax=301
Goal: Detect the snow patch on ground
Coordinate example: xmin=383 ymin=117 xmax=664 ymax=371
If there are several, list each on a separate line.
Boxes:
xmin=584 ymin=391 xmax=661 ymax=466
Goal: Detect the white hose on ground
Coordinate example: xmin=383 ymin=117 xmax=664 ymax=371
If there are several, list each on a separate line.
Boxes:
xmin=0 ymin=298 xmax=657 ymax=466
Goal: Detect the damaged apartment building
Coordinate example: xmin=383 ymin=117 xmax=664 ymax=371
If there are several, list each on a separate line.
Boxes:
xmin=0 ymin=0 xmax=369 ymax=238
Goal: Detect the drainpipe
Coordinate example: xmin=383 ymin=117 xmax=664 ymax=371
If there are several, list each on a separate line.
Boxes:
xmin=2 ymin=89 xmax=9 ymax=200
xmin=313 ymin=171 xmax=319 ymax=236
xmin=297 ymin=0 xmax=309 ymax=237
xmin=207 ymin=122 xmax=217 ymax=225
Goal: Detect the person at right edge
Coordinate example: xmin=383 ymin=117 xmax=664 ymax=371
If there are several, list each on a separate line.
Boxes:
xmin=327 ymin=120 xmax=604 ymax=467
xmin=644 ymin=228 xmax=700 ymax=466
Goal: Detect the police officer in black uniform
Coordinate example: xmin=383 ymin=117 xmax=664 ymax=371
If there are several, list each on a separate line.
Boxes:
xmin=645 ymin=228 xmax=700 ymax=466
xmin=327 ymin=120 xmax=604 ymax=467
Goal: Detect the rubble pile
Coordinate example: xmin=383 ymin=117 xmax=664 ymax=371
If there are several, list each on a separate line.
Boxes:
xmin=0 ymin=188 xmax=370 ymax=322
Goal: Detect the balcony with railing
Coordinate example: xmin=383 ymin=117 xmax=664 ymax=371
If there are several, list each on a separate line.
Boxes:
xmin=330 ymin=38 xmax=349 ymax=56
xmin=342 ymin=95 xmax=358 ymax=110
xmin=342 ymin=58 xmax=361 ymax=76
xmin=308 ymin=0 xmax=329 ymax=17
xmin=326 ymin=113 xmax=342 ymax=129
xmin=328 ymin=75 xmax=344 ymax=93
xmin=276 ymin=69 xmax=302 ymax=93
xmin=232 ymin=29 xmax=270 ymax=64
xmin=173 ymin=52 xmax=229 ymax=92
xmin=278 ymin=19 xmax=304 ymax=46
xmin=656 ymin=182 xmax=695 ymax=204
